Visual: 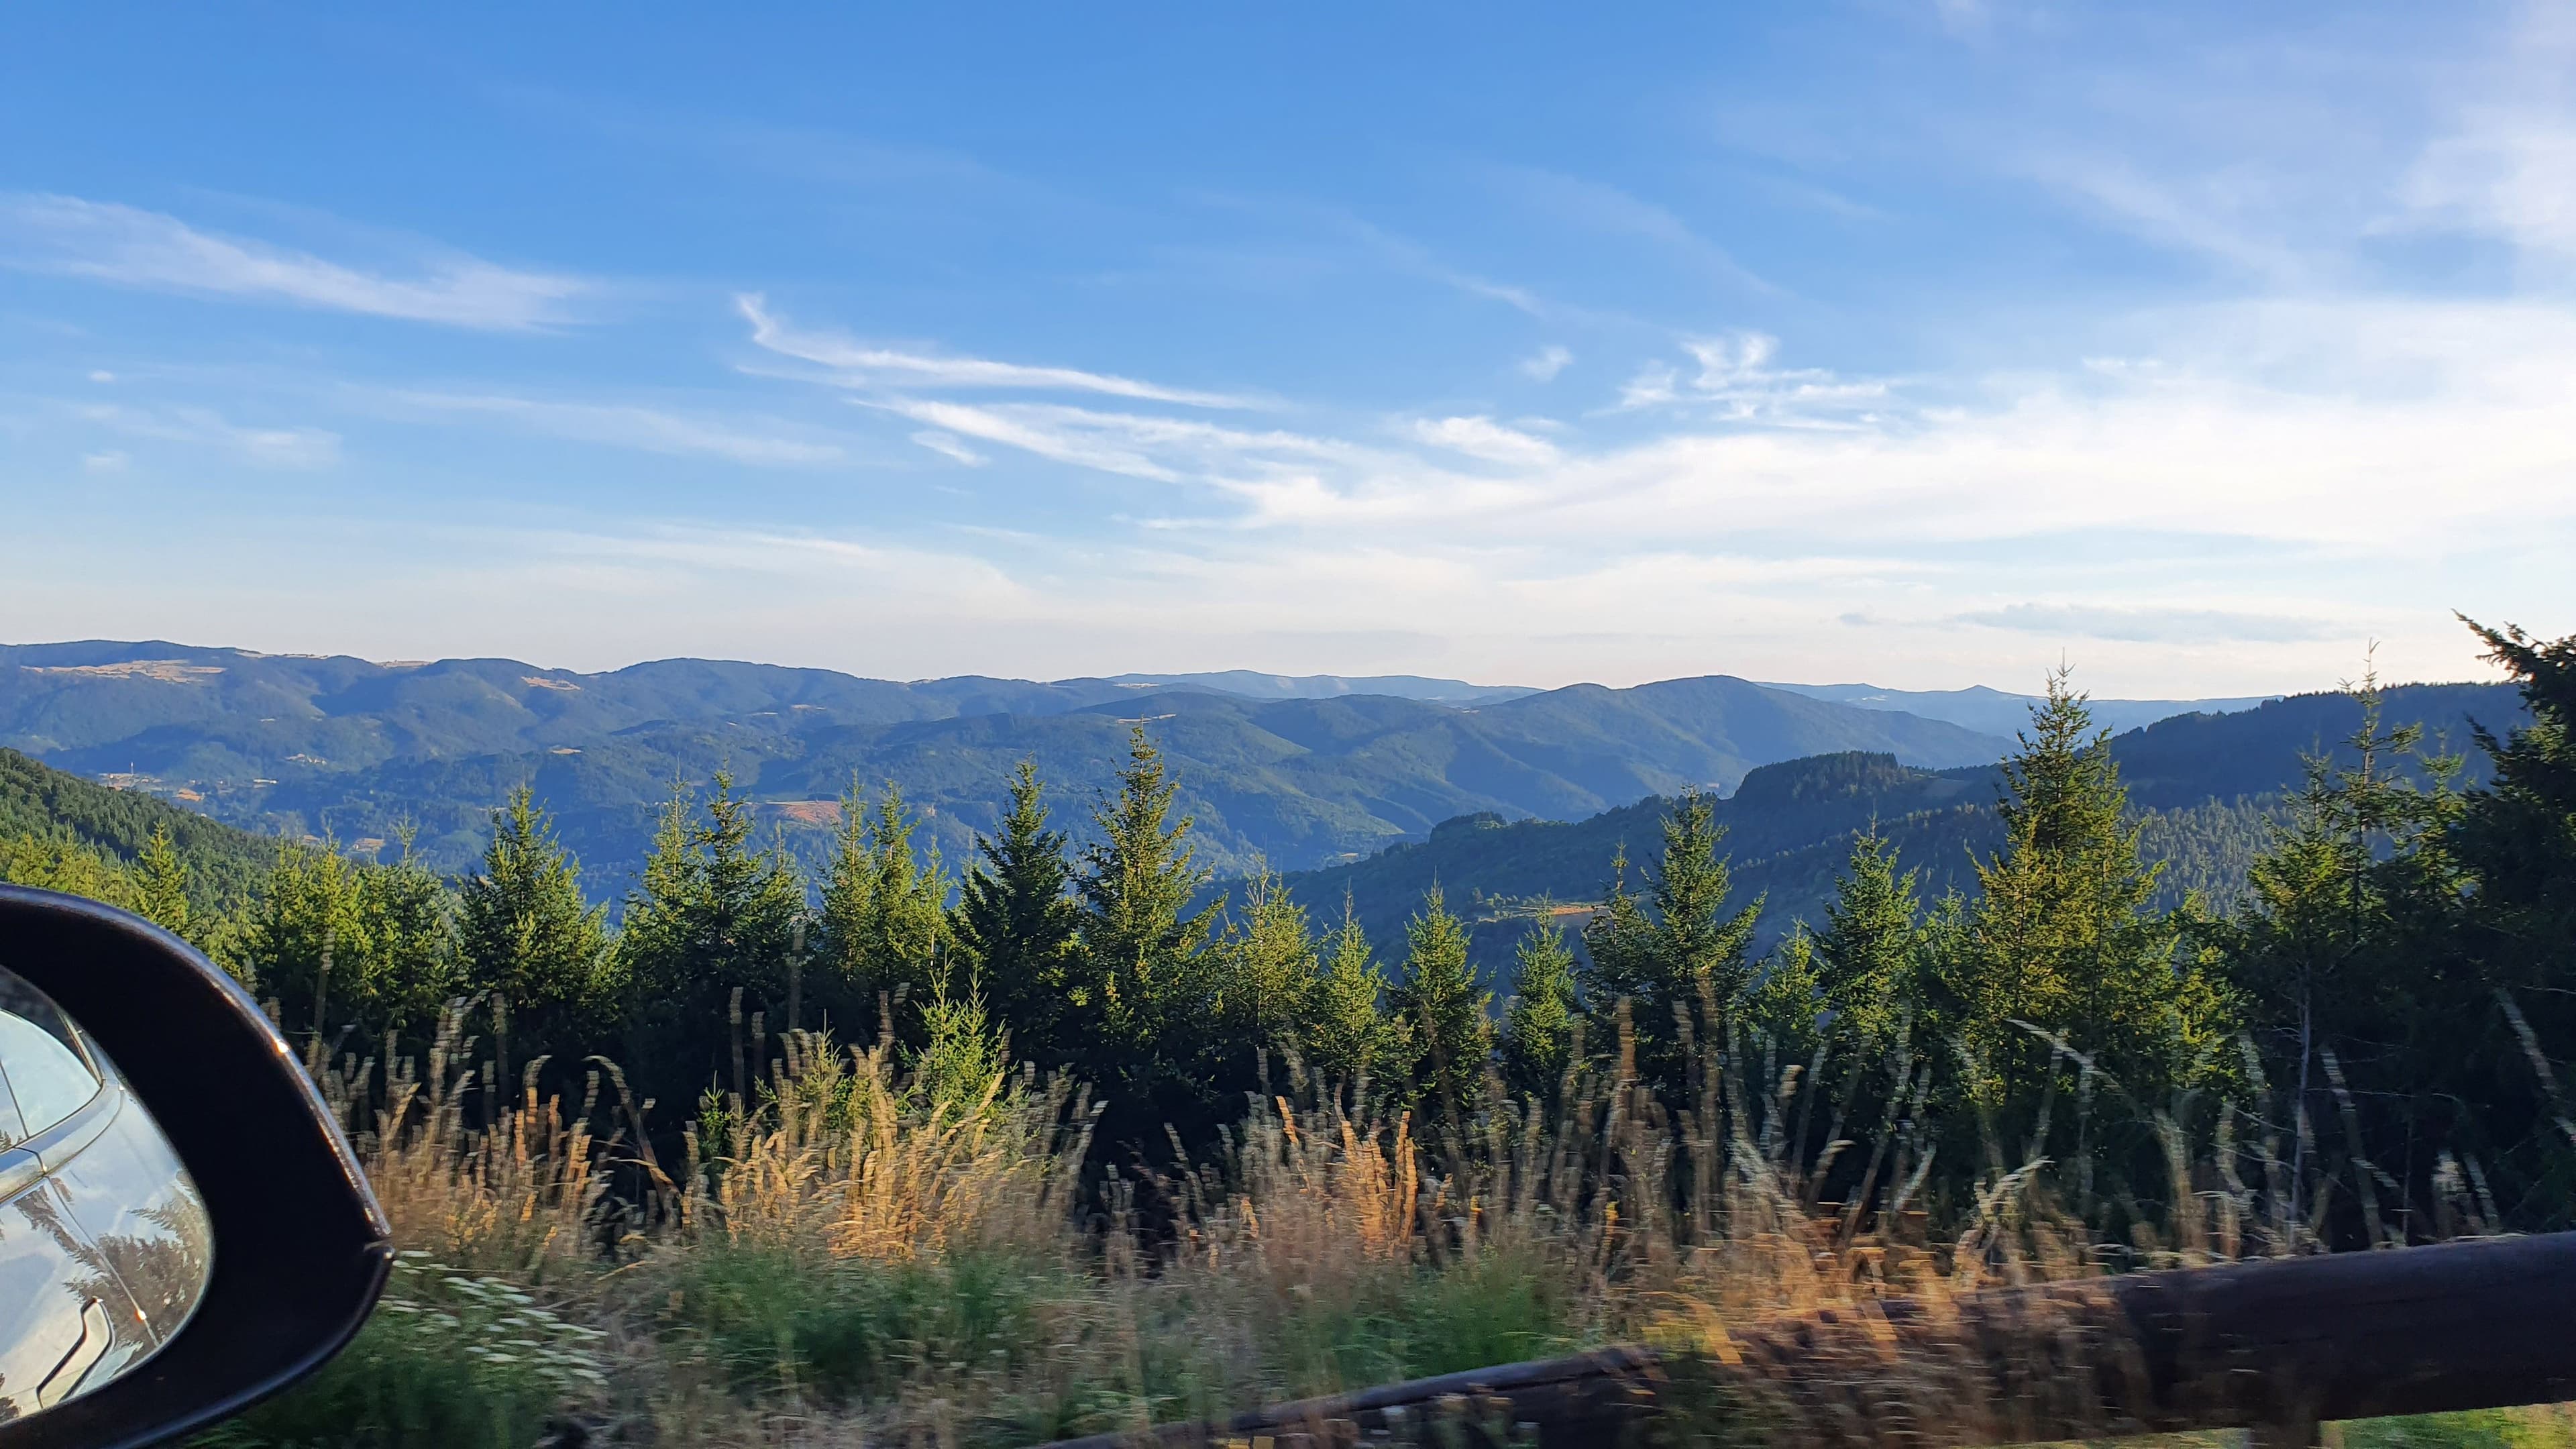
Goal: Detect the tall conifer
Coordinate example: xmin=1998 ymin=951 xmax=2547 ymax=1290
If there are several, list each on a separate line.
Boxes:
xmin=1074 ymin=727 xmax=1219 ymax=1117
xmin=1224 ymin=864 xmax=1318 ymax=1077
xmin=951 ymin=761 xmax=1081 ymax=1067
xmin=1500 ymin=916 xmax=1580 ymax=1098
xmin=1944 ymin=672 xmax=2230 ymax=1128
xmin=1814 ymin=826 xmax=1919 ymax=1049
xmin=1580 ymin=793 xmax=1761 ymax=1083
xmin=1389 ymin=886 xmax=1491 ymax=1132
xmin=457 ymin=786 xmax=610 ymax=1069
xmin=133 ymin=823 xmax=192 ymax=940
xmin=1302 ymin=898 xmax=1408 ymax=1091
xmin=817 ymin=781 xmax=952 ymax=1030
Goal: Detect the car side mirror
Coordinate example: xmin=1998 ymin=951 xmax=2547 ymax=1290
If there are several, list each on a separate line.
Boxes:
xmin=0 ymin=885 xmax=390 ymax=1448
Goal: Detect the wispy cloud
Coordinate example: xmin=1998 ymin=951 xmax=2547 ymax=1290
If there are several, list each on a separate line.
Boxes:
xmin=1955 ymin=602 xmax=2341 ymax=645
xmin=739 ymin=295 xmax=1252 ymax=407
xmin=74 ymin=401 xmax=341 ymax=468
xmin=910 ymin=430 xmax=987 ymax=466
xmin=1519 ymin=345 xmax=1574 ymax=382
xmin=1408 ymin=415 xmax=1559 ymax=466
xmin=0 ymin=195 xmax=588 ymax=329
xmin=2396 ymin=7 xmax=2576 ymax=260
xmin=1487 ymin=165 xmax=1777 ymax=297
xmin=374 ymin=389 xmax=851 ymax=466
xmin=2019 ymin=156 xmax=2314 ymax=282
xmin=1611 ymin=333 xmax=1888 ymax=423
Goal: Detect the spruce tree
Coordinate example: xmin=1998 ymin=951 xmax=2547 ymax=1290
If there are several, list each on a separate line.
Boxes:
xmin=1074 ymin=727 xmax=1220 ymax=1122
xmin=2448 ymin=620 xmax=2576 ymax=988
xmin=1813 ymin=826 xmax=1919 ymax=1049
xmin=132 ymin=823 xmax=192 ymax=941
xmin=1388 ymin=886 xmax=1491 ymax=1132
xmin=951 ymin=761 xmax=1082 ymax=1069
xmin=1945 ymin=671 xmax=2231 ymax=1134
xmin=1222 ymin=865 xmax=1318 ymax=1077
xmin=1302 ymin=899 xmax=1408 ymax=1091
xmin=615 ymin=771 xmax=804 ymax=1110
xmin=1499 ymin=916 xmax=1580 ymax=1099
xmin=816 ymin=780 xmax=952 ymax=1032
xmin=246 ymin=833 xmax=454 ymax=1045
xmin=1580 ymin=794 xmax=1761 ymax=1084
xmin=457 ymin=786 xmax=610 ymax=1072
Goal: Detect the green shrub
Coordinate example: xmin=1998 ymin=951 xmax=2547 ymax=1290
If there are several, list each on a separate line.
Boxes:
xmin=653 ymin=1242 xmax=1056 ymax=1405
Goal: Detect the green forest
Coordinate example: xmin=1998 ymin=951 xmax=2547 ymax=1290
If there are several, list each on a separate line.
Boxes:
xmin=9 ymin=616 xmax=2575 ymax=1446
xmin=4 ymin=618 xmax=2569 ymax=1245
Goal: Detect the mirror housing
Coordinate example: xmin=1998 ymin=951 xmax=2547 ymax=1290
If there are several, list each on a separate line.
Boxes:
xmin=0 ymin=885 xmax=390 ymax=1448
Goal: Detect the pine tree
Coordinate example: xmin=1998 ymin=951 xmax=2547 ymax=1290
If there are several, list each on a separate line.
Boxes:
xmin=1074 ymin=727 xmax=1220 ymax=1121
xmin=615 ymin=771 xmax=805 ymax=1109
xmin=132 ymin=823 xmax=192 ymax=941
xmin=907 ymin=974 xmax=1012 ymax=1120
xmin=2448 ymin=620 xmax=2576 ymax=988
xmin=816 ymin=780 xmax=952 ymax=1033
xmin=1814 ymin=826 xmax=1919 ymax=1049
xmin=1580 ymin=794 xmax=1762 ymax=1084
xmin=456 ymin=786 xmax=610 ymax=1073
xmin=1748 ymin=925 xmax=1823 ymax=1051
xmin=1944 ymin=671 xmax=2231 ymax=1132
xmin=1388 ymin=886 xmax=1491 ymax=1132
xmin=1302 ymin=898 xmax=1409 ymax=1091
xmin=246 ymin=834 xmax=455 ymax=1044
xmin=1222 ymin=865 xmax=1318 ymax=1077
xmin=1499 ymin=916 xmax=1580 ymax=1098
xmin=951 ymin=760 xmax=1082 ymax=1069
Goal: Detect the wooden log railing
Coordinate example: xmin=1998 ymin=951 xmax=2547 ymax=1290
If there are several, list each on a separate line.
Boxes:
xmin=1032 ymin=1232 xmax=2576 ymax=1449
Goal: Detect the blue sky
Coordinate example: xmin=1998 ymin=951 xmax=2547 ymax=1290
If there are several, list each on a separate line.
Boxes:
xmin=3 ymin=3 xmax=2569 ymax=696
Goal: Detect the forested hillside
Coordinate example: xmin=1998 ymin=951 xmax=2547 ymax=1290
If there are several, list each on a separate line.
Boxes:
xmin=1279 ymin=680 xmax=2522 ymax=975
xmin=0 ymin=747 xmax=276 ymax=923
xmin=3 ymin=641 xmax=2011 ymax=883
xmin=4 ymin=620 xmax=2569 ymax=1260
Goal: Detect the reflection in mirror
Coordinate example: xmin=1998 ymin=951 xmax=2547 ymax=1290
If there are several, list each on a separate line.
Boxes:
xmin=0 ymin=963 xmax=212 ymax=1421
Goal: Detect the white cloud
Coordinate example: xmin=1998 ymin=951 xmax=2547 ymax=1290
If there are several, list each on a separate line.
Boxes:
xmin=739 ymin=295 xmax=1251 ymax=407
xmin=1519 ymin=345 xmax=1573 ymax=381
xmin=1408 ymin=415 xmax=1560 ymax=466
xmin=80 ymin=449 xmax=127 ymax=474
xmin=86 ymin=370 xmax=114 ymax=384
xmin=1613 ymin=335 xmax=1887 ymax=423
xmin=2397 ymin=9 xmax=2576 ymax=259
xmin=910 ymin=430 xmax=987 ymax=466
xmin=0 ymin=195 xmax=586 ymax=329
xmin=1617 ymin=362 xmax=1680 ymax=410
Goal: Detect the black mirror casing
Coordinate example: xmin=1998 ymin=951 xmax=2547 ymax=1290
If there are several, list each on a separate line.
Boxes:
xmin=0 ymin=886 xmax=391 ymax=1448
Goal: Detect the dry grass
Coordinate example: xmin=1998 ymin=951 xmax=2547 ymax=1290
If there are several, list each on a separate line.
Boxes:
xmin=207 ymin=1005 xmax=2572 ymax=1449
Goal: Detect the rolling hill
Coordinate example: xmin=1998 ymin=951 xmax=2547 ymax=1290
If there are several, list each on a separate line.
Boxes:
xmin=1273 ymin=682 xmax=2525 ymax=981
xmin=0 ymin=747 xmax=279 ymax=920
xmin=4 ymin=641 xmax=2012 ymax=888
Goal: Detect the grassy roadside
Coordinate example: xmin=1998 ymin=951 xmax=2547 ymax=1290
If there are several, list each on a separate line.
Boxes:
xmin=194 ymin=1009 xmax=2576 ymax=1449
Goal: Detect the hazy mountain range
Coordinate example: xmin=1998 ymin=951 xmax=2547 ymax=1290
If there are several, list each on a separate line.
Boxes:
xmin=0 ymin=639 xmax=2344 ymax=898
xmin=1 ymin=641 xmax=2525 ymax=989
xmin=1756 ymin=682 xmax=2277 ymax=738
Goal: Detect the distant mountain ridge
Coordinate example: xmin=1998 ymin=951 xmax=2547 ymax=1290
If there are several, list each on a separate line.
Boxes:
xmin=3 ymin=640 xmax=2008 ymax=887
xmin=1277 ymin=681 xmax=2523 ymax=982
xmin=1090 ymin=671 xmax=1536 ymax=706
xmin=1758 ymin=682 xmax=2276 ymax=737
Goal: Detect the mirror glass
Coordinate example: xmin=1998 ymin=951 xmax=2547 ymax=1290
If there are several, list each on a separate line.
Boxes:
xmin=0 ymin=964 xmax=212 ymax=1421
